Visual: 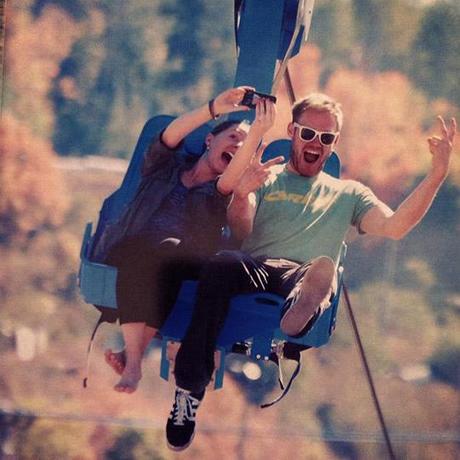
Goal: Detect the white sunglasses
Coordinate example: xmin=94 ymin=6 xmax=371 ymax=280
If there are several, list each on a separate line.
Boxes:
xmin=293 ymin=122 xmax=338 ymax=146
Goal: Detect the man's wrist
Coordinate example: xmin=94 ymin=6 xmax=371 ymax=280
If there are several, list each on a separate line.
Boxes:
xmin=428 ymin=167 xmax=448 ymax=184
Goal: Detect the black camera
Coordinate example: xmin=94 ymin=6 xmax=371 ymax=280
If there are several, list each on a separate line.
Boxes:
xmin=240 ymin=90 xmax=277 ymax=109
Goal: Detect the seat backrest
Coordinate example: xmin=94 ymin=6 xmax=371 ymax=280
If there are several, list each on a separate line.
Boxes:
xmin=89 ymin=116 xmax=213 ymax=257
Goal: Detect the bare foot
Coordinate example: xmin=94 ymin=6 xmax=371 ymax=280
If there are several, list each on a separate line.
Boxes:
xmin=104 ymin=349 xmax=126 ymax=376
xmin=114 ymin=366 xmax=142 ymax=394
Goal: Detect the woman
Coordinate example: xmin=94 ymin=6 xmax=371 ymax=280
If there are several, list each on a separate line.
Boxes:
xmin=101 ymin=87 xmax=276 ymax=393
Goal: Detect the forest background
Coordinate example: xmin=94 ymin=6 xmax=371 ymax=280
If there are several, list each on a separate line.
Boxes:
xmin=0 ymin=0 xmax=459 ymax=459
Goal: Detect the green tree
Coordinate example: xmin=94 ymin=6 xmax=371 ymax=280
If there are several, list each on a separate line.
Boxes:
xmin=410 ymin=1 xmax=460 ymax=106
xmin=159 ymin=0 xmax=235 ymax=112
xmin=51 ymin=0 xmax=236 ymax=157
xmin=309 ymin=0 xmax=357 ymax=77
xmin=52 ymin=0 xmax=169 ymax=157
xmin=351 ymin=0 xmax=421 ymax=71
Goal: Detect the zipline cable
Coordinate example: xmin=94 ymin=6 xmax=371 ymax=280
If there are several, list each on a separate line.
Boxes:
xmin=343 ymin=282 xmax=397 ymax=460
xmin=283 ymin=68 xmax=296 ymax=105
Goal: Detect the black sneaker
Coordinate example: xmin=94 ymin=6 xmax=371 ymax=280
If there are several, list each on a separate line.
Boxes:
xmin=166 ymin=388 xmax=205 ymax=451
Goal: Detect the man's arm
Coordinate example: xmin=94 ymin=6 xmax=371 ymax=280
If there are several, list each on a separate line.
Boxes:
xmin=360 ymin=116 xmax=457 ymax=239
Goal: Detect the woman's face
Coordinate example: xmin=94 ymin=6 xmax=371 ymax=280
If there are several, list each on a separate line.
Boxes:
xmin=206 ymin=124 xmax=249 ymax=174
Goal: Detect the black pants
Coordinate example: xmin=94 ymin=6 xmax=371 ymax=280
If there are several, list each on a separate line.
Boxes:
xmin=174 ymin=250 xmax=332 ymax=393
xmin=106 ymin=236 xmax=206 ymax=329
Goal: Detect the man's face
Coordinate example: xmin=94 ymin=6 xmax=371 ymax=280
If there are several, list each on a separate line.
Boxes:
xmin=287 ymin=109 xmax=339 ymax=177
xmin=206 ymin=123 xmax=249 ymax=174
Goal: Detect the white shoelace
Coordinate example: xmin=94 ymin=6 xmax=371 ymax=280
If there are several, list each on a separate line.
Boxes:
xmin=171 ymin=391 xmax=199 ymax=426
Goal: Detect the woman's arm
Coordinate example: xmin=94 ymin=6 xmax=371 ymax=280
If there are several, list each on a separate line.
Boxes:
xmin=162 ymin=87 xmax=250 ymax=148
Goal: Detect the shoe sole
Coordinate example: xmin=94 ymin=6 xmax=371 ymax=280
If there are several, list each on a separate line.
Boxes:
xmin=280 ymin=256 xmax=335 ymax=337
xmin=166 ymin=432 xmax=195 ymax=452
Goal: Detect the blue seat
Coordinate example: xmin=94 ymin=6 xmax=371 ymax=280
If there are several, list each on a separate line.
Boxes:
xmin=79 ymin=0 xmax=342 ymax=393
xmin=78 ymin=115 xmax=346 ymax=390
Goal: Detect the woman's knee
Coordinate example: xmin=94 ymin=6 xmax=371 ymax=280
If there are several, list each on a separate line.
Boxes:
xmin=206 ymin=250 xmax=248 ymax=273
xmin=203 ymin=250 xmax=265 ymax=290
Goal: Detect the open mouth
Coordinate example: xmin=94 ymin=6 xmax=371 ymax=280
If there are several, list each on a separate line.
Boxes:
xmin=303 ymin=151 xmax=320 ymax=164
xmin=222 ymin=151 xmax=234 ymax=164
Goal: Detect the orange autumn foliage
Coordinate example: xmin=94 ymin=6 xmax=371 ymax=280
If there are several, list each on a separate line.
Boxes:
xmin=5 ymin=3 xmax=80 ymax=137
xmin=325 ymin=69 xmax=428 ymax=202
xmin=0 ymin=114 xmax=68 ymax=244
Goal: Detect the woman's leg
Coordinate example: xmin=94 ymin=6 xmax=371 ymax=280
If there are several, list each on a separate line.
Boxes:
xmin=107 ymin=237 xmax=197 ymax=392
xmin=105 ymin=325 xmax=158 ymax=377
xmin=105 ymin=237 xmax=164 ymax=392
xmin=114 ymin=322 xmax=145 ymax=393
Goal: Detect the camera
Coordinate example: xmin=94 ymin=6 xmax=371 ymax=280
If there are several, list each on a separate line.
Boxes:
xmin=240 ymin=90 xmax=277 ymax=109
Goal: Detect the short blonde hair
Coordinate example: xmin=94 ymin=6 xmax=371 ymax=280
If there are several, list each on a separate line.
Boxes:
xmin=292 ymin=93 xmax=343 ymax=131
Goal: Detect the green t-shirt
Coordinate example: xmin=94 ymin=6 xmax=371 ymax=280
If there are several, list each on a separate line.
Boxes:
xmin=241 ymin=166 xmax=380 ymax=263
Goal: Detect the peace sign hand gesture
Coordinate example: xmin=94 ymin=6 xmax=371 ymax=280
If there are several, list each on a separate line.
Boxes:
xmin=428 ymin=116 xmax=457 ymax=180
xmin=234 ymin=142 xmax=284 ymax=198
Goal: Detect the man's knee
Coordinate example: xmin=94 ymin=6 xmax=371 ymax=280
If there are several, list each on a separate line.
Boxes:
xmin=306 ymin=256 xmax=334 ymax=280
xmin=299 ymin=256 xmax=336 ymax=299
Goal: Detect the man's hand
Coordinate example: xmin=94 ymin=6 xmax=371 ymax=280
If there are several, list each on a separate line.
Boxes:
xmin=234 ymin=141 xmax=284 ymax=199
xmin=428 ymin=116 xmax=457 ymax=180
xmin=213 ymin=86 xmax=253 ymax=115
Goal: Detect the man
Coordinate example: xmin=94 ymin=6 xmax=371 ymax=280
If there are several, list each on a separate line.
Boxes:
xmin=165 ymin=93 xmax=456 ymax=451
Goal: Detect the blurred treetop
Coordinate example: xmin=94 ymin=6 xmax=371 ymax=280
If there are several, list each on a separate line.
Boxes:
xmin=2 ymin=0 xmax=459 ymax=161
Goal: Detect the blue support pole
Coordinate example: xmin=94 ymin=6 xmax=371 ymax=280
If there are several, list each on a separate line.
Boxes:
xmin=230 ymin=0 xmax=285 ymax=121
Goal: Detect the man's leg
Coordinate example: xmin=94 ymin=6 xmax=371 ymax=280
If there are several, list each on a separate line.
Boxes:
xmin=279 ymin=256 xmax=336 ymax=337
xmin=174 ymin=250 xmax=267 ymax=392
xmin=167 ymin=250 xmax=267 ymax=451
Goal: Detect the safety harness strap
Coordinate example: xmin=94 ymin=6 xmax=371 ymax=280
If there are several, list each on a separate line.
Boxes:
xmin=260 ymin=343 xmax=309 ymax=408
xmin=82 ymin=313 xmax=105 ymax=388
